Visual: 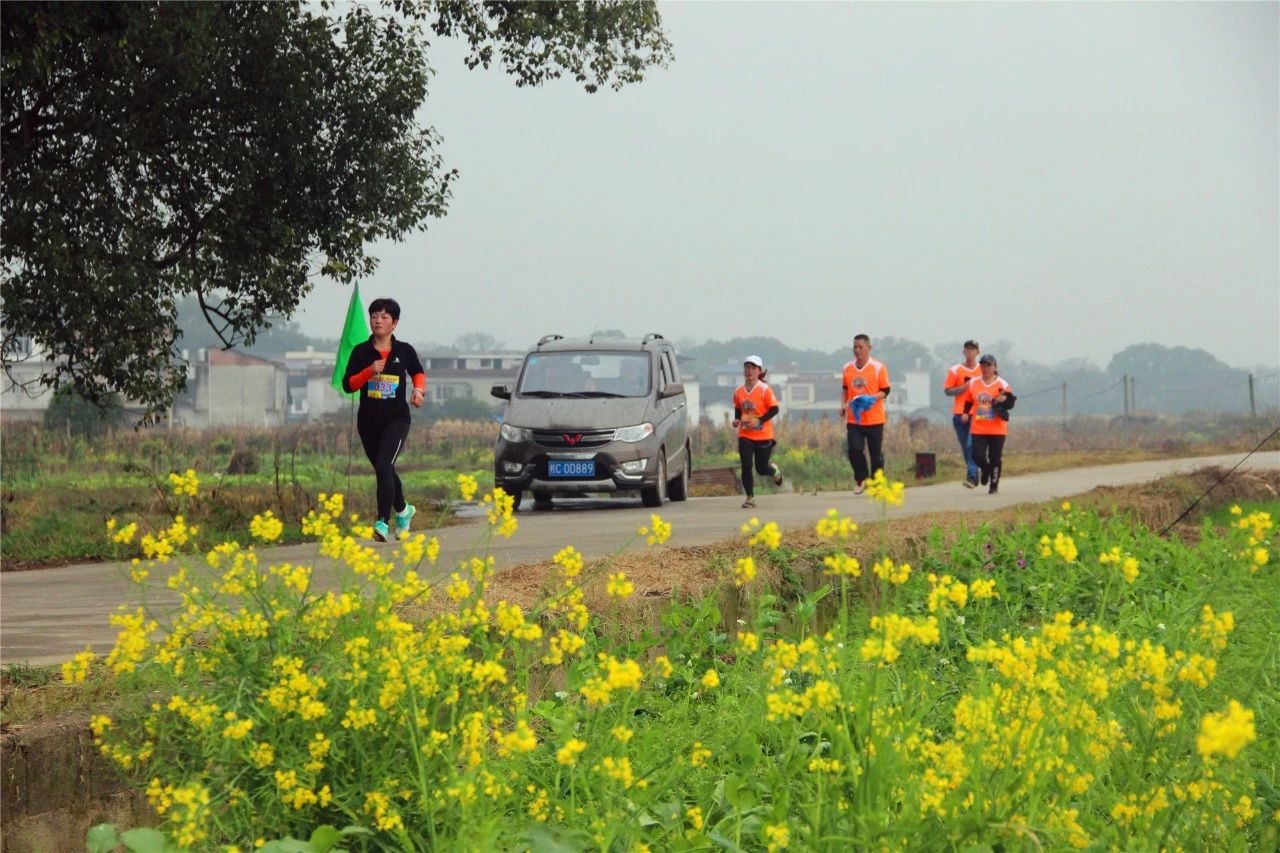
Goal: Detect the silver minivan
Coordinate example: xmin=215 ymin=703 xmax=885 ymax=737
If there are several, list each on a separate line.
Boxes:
xmin=491 ymin=334 xmax=691 ymax=510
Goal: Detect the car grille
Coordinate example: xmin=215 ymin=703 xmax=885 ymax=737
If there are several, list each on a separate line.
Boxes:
xmin=533 ymin=428 xmax=615 ymax=448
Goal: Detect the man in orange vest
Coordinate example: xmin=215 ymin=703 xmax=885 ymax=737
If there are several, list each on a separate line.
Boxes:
xmin=841 ymin=334 xmax=891 ymax=494
xmin=943 ymin=340 xmax=983 ymax=488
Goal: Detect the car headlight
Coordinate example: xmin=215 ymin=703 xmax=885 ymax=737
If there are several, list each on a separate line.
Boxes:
xmin=500 ymin=424 xmax=533 ymax=443
xmin=614 ymin=423 xmax=654 ymax=443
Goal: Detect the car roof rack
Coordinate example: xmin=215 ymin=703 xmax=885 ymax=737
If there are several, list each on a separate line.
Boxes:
xmin=641 ymin=333 xmax=665 ymax=342
xmin=537 ymin=334 xmax=565 ymax=347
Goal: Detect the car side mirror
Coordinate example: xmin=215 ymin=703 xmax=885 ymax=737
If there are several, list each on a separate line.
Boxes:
xmin=490 ymin=384 xmax=512 ymax=400
xmin=660 ymin=382 xmax=684 ymax=399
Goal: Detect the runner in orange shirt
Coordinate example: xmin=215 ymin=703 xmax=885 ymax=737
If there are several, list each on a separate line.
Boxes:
xmin=943 ymin=340 xmax=983 ymax=488
xmin=733 ymin=355 xmax=784 ymax=509
xmin=959 ymin=354 xmax=1015 ymax=494
xmin=840 ymin=334 xmax=891 ymax=494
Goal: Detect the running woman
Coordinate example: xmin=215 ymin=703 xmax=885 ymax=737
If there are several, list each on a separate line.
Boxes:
xmin=841 ymin=334 xmax=891 ymax=494
xmin=959 ymin=354 xmax=1014 ymax=494
xmin=733 ymin=355 xmax=784 ymax=509
xmin=943 ymin=340 xmax=983 ymax=488
xmin=342 ymin=298 xmax=427 ymax=541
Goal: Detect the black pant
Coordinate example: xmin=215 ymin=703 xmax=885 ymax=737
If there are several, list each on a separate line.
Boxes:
xmin=971 ymin=434 xmax=1006 ymax=485
xmin=846 ymin=423 xmax=885 ymax=484
xmin=358 ymin=419 xmax=410 ymax=523
xmin=738 ymin=437 xmax=776 ymax=498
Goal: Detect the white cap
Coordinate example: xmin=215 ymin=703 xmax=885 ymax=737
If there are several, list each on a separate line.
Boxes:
xmin=744 ymin=355 xmax=763 ymax=368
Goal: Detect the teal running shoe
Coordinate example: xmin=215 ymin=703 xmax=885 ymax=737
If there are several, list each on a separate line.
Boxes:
xmin=373 ymin=520 xmax=391 ymax=542
xmin=395 ymin=504 xmax=416 ymax=539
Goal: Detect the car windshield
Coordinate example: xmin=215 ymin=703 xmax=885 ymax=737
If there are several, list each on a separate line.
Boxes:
xmin=517 ymin=352 xmax=651 ymax=398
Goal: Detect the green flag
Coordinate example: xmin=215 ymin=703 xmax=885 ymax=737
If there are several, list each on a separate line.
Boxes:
xmin=331 ymin=285 xmax=371 ymax=396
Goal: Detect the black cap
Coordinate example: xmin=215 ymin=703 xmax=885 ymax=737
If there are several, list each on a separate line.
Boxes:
xmin=964 ymin=340 xmax=980 ymax=350
xmin=979 ymin=354 xmax=997 ymax=365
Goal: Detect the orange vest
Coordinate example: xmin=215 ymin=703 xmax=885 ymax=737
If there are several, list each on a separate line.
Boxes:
xmin=842 ymin=359 xmax=890 ymax=426
xmin=734 ymin=382 xmax=778 ymax=441
xmin=961 ymin=376 xmax=1011 ymax=436
xmin=945 ymin=363 xmax=982 ymax=415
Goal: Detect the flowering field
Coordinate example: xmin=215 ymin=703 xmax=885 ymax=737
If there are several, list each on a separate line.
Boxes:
xmin=77 ymin=471 xmax=1277 ymax=851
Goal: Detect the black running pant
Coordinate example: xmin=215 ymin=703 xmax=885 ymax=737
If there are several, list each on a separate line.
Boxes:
xmin=971 ymin=434 xmax=1006 ymax=485
xmin=738 ymin=437 xmax=776 ymax=498
xmin=846 ymin=423 xmax=885 ymax=484
xmin=358 ymin=419 xmax=410 ymax=523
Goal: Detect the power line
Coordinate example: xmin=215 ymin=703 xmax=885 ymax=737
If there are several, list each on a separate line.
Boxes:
xmin=1158 ymin=424 xmax=1280 ymax=537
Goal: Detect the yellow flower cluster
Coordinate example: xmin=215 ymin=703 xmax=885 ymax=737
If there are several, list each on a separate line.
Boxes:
xmin=1099 ymin=546 xmax=1140 ymax=582
xmin=1194 ymin=605 xmax=1235 ymax=651
xmin=607 ymin=572 xmax=635 ymax=598
xmin=457 ymin=473 xmax=480 ymax=501
xmin=815 ymin=508 xmax=858 ymax=540
xmin=1196 ymin=700 xmax=1256 ymax=760
xmin=483 ymin=487 xmax=518 ymax=538
xmin=553 ymin=545 xmax=584 ymax=581
xmin=872 ymin=557 xmax=911 ymax=585
xmin=61 ymin=648 xmax=95 ymax=684
xmin=249 ymin=510 xmax=284 ymax=542
xmin=107 ymin=518 xmax=139 ymax=544
xmin=864 ymin=469 xmax=905 ymax=506
xmin=1039 ymin=532 xmax=1079 ymax=563
xmin=639 ymin=513 xmax=672 ymax=546
xmin=734 ymin=556 xmax=757 ymax=586
xmin=927 ymin=574 xmax=969 ymax=613
xmin=746 ymin=520 xmax=782 ymax=550
xmin=822 ymin=553 xmax=861 ymax=577
xmin=168 ymin=468 xmax=199 ymax=497
xmin=860 ymin=614 xmax=941 ymax=663
xmin=556 ymin=738 xmax=587 ymax=766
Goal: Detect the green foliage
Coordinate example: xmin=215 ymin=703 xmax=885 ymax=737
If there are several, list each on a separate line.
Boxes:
xmin=424 ymin=396 xmax=499 ymax=424
xmin=87 ymin=823 xmax=370 ymax=853
xmin=42 ymin=385 xmax=126 ymax=438
xmin=1 ymin=1 xmax=671 ymax=421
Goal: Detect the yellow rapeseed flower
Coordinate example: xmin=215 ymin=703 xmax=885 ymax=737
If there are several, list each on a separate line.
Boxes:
xmin=61 ymin=648 xmax=95 ymax=684
xmin=734 ymin=556 xmax=757 ymax=586
xmin=638 ymin=514 xmax=672 ymax=546
xmin=457 ymin=473 xmax=479 ymax=501
xmin=606 ymin=572 xmax=634 ymax=598
xmin=248 ymin=511 xmax=283 ymax=542
xmin=864 ymin=469 xmax=905 ymax=507
xmin=700 ymin=668 xmax=720 ymax=689
xmin=1196 ymin=700 xmax=1256 ymax=760
xmin=764 ymin=822 xmax=790 ymax=851
xmin=815 ymin=508 xmax=857 ymax=540
xmin=557 ymin=738 xmax=588 ymax=766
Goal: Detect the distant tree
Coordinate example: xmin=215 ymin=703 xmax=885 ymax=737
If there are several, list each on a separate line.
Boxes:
xmin=426 ymin=396 xmax=498 ymax=423
xmin=43 ymin=385 xmax=127 ymax=437
xmin=2 ymin=1 xmax=673 ymax=421
xmin=453 ymin=332 xmax=505 ymax=352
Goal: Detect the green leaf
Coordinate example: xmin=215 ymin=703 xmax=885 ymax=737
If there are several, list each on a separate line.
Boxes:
xmin=85 ymin=824 xmax=121 ymax=853
xmin=308 ymin=825 xmax=344 ymax=851
xmin=258 ymin=840 xmax=314 ymax=853
xmin=523 ymin=824 xmax=590 ymax=853
xmin=119 ymin=827 xmax=176 ymax=853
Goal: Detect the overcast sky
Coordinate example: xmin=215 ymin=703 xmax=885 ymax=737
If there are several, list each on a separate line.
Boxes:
xmin=292 ymin=1 xmax=1279 ymax=369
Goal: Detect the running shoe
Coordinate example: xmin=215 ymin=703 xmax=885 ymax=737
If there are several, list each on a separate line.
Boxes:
xmin=741 ymin=497 xmax=756 ymax=509
xmin=853 ymin=481 xmax=866 ymax=495
xmin=395 ymin=503 xmax=416 ymax=539
xmin=963 ymin=474 xmax=978 ymax=489
xmin=373 ymin=520 xmax=391 ymax=542
xmin=980 ymin=470 xmax=990 ymax=486
xmin=771 ymin=463 xmax=784 ymax=487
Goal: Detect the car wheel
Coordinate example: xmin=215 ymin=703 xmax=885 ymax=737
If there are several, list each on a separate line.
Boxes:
xmin=532 ymin=489 xmax=554 ymax=510
xmin=668 ymin=445 xmax=690 ymax=502
xmin=641 ymin=454 xmax=667 ymax=508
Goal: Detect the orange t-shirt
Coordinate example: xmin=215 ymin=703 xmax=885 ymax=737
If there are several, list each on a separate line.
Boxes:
xmin=944 ymin=362 xmax=982 ymax=415
xmin=960 ymin=376 xmax=1012 ymax=436
xmin=842 ymin=358 xmax=890 ymax=426
xmin=734 ymin=381 xmax=778 ymax=441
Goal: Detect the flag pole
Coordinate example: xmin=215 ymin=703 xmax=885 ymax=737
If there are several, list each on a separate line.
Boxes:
xmin=332 ymin=284 xmax=370 ymax=505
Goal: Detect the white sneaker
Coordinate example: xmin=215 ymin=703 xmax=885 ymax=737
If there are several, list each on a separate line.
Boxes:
xmin=771 ymin=463 xmax=784 ymax=487
xmin=853 ymin=482 xmax=866 ymax=495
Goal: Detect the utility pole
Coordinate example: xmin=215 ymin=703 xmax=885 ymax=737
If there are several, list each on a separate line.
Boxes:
xmin=1129 ymin=375 xmax=1136 ymax=415
xmin=1249 ymin=374 xmax=1257 ymax=419
xmin=1061 ymin=381 xmax=1068 ymax=426
xmin=1121 ymin=374 xmax=1129 ymax=417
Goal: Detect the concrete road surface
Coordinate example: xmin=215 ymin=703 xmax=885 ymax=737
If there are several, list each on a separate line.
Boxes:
xmin=2 ymin=451 xmax=1275 ymax=666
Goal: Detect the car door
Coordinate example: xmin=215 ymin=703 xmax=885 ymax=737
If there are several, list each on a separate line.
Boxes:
xmin=659 ymin=348 xmax=687 ymax=468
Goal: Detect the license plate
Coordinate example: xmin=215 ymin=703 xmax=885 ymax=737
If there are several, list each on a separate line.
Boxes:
xmin=548 ymin=460 xmax=595 ymax=478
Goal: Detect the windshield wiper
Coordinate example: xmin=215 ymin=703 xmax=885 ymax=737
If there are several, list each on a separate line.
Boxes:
xmin=572 ymin=391 xmax=627 ymax=398
xmin=519 ymin=390 xmax=564 ymax=397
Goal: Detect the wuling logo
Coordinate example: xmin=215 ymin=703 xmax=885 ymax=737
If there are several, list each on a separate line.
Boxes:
xmin=563 ymin=434 xmax=584 ymax=445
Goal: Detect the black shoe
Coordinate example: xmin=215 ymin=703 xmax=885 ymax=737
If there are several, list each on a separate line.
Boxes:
xmin=988 ymin=482 xmax=999 ymax=494
xmin=979 ymin=470 xmax=989 ymax=486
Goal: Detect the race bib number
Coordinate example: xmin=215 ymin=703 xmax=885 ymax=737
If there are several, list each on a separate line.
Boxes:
xmin=367 ymin=373 xmax=400 ymax=400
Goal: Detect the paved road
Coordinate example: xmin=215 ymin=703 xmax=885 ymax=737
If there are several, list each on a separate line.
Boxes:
xmin=2 ymin=452 xmax=1275 ymax=666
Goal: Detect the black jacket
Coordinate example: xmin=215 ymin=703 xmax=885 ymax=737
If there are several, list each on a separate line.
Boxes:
xmin=343 ymin=336 xmax=425 ymax=424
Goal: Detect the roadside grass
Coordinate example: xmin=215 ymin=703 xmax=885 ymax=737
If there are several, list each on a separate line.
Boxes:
xmin=2 ymin=414 xmax=1268 ymax=567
